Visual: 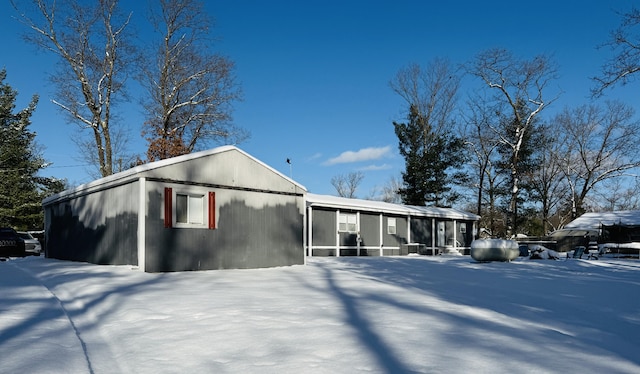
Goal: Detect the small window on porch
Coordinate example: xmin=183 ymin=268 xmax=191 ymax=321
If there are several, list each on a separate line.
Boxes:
xmin=339 ymin=213 xmax=357 ymax=233
xmin=387 ymin=217 xmax=397 ymax=234
xmin=460 ymin=222 xmax=467 ymax=234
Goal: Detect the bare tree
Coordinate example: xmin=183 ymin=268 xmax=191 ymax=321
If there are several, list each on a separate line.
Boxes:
xmin=524 ymin=122 xmax=569 ymax=234
xmin=331 ymin=172 xmax=364 ymax=198
xmin=72 ymin=123 xmax=136 ymax=179
xmin=593 ymin=6 xmax=640 ymax=96
xmin=390 ymin=59 xmax=460 ymax=137
xmin=555 ymin=100 xmax=640 ymax=218
xmin=390 ymin=59 xmax=465 ymax=206
xmin=377 ymin=176 xmax=403 ymax=203
xmin=592 ymin=177 xmax=640 ymax=211
xmin=366 ymin=176 xmax=403 ymax=203
xmin=462 ymin=94 xmax=506 ymax=236
xmin=12 ymin=0 xmax=135 ymax=177
xmin=467 ymin=48 xmax=559 ymax=235
xmin=140 ymin=0 xmax=245 ymax=161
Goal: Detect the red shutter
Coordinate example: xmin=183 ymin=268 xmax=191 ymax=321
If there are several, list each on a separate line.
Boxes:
xmin=164 ymin=187 xmax=172 ymax=228
xmin=208 ymin=191 xmax=216 ymax=229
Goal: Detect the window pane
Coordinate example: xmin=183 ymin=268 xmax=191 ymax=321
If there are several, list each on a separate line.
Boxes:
xmin=339 ymin=214 xmax=347 ymax=231
xmin=347 ymin=214 xmax=357 ymax=232
xmin=388 ymin=218 xmax=396 ymax=234
xmin=176 ymin=194 xmax=188 ymax=223
xmin=338 ymin=213 xmax=358 ymax=232
xmin=189 ymin=195 xmax=204 ymax=224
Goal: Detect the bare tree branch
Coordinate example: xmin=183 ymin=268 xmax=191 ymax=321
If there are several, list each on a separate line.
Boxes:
xmin=12 ymin=0 xmax=135 ymax=177
xmin=554 ymin=100 xmax=640 ymax=217
xmin=467 ymin=48 xmax=560 ymax=235
xmin=593 ymin=7 xmax=640 ymax=97
xmin=140 ymin=0 xmax=245 ymax=162
xmin=331 ymin=172 xmax=364 ymax=198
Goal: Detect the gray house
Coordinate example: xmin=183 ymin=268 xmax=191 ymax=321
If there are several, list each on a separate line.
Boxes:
xmin=42 ymin=146 xmax=306 ymax=272
xmin=306 ymin=193 xmax=480 ymax=257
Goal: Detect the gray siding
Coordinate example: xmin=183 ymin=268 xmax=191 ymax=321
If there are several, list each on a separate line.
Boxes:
xmin=359 ymin=213 xmax=380 ymax=246
xmin=145 ymin=182 xmax=304 ymax=272
xmin=310 ymin=209 xmax=336 ymax=247
xmin=43 ymin=147 xmax=306 ymax=272
xmin=358 ymin=213 xmax=380 ymax=256
xmin=384 ymin=215 xmax=409 ymax=248
xmin=45 ymin=181 xmax=139 ymax=265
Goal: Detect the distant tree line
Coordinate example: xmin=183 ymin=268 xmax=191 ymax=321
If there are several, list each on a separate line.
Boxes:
xmin=384 ymin=6 xmax=640 ymax=237
xmin=7 ymin=1 xmax=640 ymax=236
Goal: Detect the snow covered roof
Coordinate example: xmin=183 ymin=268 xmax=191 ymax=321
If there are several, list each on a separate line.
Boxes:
xmin=306 ymin=193 xmax=480 ymax=220
xmin=564 ymin=210 xmax=640 ymax=229
xmin=43 ymin=145 xmax=305 ymax=205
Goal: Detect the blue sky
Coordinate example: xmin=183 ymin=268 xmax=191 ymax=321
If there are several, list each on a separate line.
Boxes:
xmin=1 ymin=0 xmax=637 ymax=198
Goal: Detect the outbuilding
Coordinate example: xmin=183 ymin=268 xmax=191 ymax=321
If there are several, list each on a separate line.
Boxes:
xmin=306 ymin=193 xmax=480 ymax=257
xmin=42 ymin=146 xmax=306 ymax=272
xmin=562 ymin=210 xmax=640 ymax=255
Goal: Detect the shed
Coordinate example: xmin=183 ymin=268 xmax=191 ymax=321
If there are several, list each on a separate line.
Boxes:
xmin=306 ymin=193 xmax=480 ymax=256
xmin=563 ymin=210 xmax=640 ymax=255
xmin=42 ymin=146 xmax=307 ymax=272
xmin=564 ymin=210 xmax=640 ymax=230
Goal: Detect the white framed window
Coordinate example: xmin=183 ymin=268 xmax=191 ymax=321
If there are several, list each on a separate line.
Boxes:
xmin=176 ymin=193 xmax=204 ymax=225
xmin=339 ymin=213 xmax=357 ymax=233
xmin=387 ymin=217 xmax=397 ymax=234
xmin=164 ymin=187 xmax=216 ymax=229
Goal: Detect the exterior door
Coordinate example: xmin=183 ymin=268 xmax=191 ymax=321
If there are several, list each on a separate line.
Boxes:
xmin=437 ymin=221 xmax=445 ymax=247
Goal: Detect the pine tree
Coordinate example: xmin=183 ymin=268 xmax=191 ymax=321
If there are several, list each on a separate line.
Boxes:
xmin=0 ymin=69 xmax=62 ymax=230
xmin=394 ymin=105 xmax=465 ymax=207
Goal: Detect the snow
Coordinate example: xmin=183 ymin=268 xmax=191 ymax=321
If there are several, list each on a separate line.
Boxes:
xmin=529 ymin=245 xmax=562 ymax=260
xmin=564 ymin=210 xmax=640 ymax=229
xmin=2 ymin=255 xmax=640 ymax=373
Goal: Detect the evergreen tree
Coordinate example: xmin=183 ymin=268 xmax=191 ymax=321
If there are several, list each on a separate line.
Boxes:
xmin=394 ymin=105 xmax=465 ymax=207
xmin=0 ymin=69 xmax=63 ymax=230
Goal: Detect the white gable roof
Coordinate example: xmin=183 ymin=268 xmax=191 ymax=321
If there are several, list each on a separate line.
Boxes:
xmin=306 ymin=193 xmax=480 ymax=220
xmin=43 ymin=146 xmax=305 ymax=205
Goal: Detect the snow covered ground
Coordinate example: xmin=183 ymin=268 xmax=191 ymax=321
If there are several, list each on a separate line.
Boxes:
xmin=1 ymin=255 xmax=639 ymax=373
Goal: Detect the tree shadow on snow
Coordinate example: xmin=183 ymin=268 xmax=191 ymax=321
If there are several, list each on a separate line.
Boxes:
xmin=305 ymin=256 xmax=640 ymax=373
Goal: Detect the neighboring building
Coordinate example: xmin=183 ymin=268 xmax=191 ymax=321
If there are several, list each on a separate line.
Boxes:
xmin=306 ymin=193 xmax=480 ymax=257
xmin=563 ymin=210 xmax=640 ymax=255
xmin=564 ymin=210 xmax=640 ymax=230
xmin=42 ymin=146 xmax=307 ymax=272
xmin=521 ymin=210 xmax=640 ymax=253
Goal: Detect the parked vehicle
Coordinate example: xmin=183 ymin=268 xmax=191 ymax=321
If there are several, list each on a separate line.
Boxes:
xmin=0 ymin=227 xmax=26 ymax=258
xmin=18 ymin=231 xmax=42 ymax=256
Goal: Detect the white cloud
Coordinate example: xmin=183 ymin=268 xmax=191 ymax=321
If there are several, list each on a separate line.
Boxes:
xmin=359 ymin=163 xmax=393 ymax=171
xmin=324 ymin=146 xmax=392 ymax=165
xmin=307 ymin=153 xmax=323 ymax=161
